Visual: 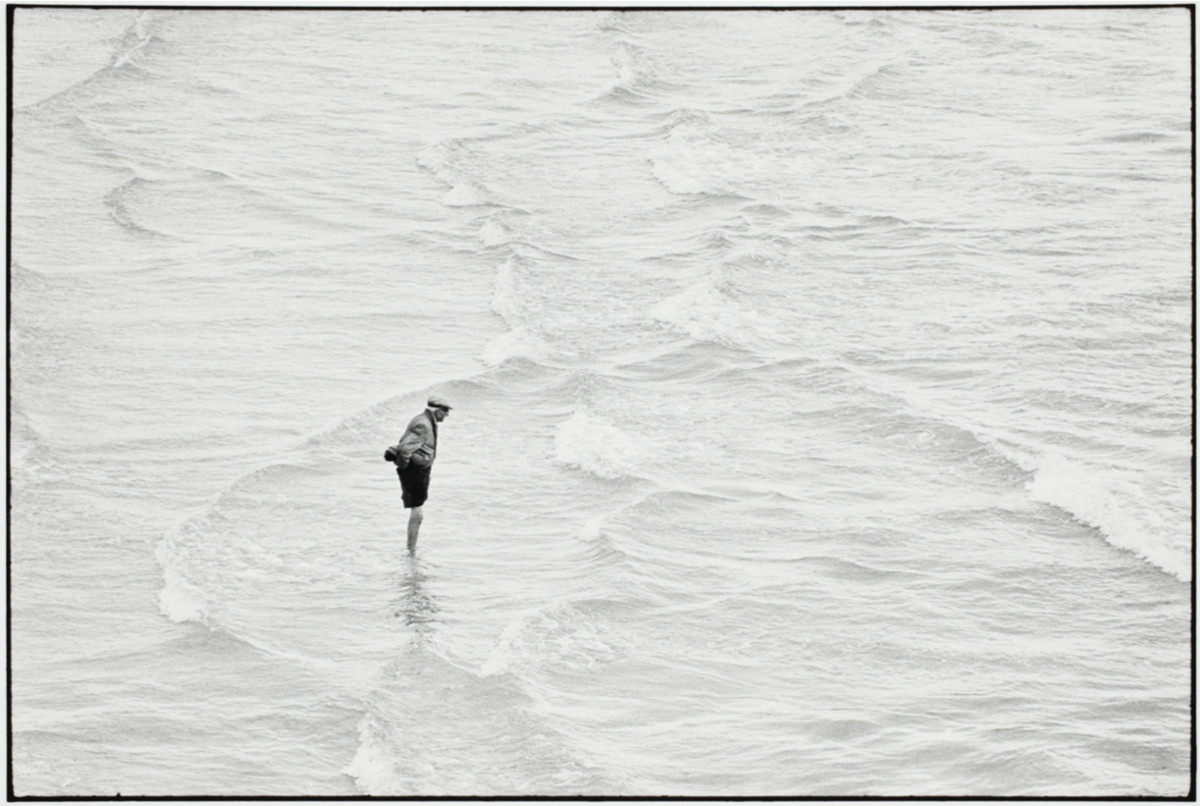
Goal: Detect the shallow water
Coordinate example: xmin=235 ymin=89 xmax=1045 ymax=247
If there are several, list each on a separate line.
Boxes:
xmin=9 ymin=7 xmax=1193 ymax=797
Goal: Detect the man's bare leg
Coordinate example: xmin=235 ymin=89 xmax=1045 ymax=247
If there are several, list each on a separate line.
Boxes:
xmin=407 ymin=506 xmax=424 ymax=553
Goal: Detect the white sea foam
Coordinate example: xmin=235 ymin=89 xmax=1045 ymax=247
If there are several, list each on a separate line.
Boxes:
xmin=611 ymin=42 xmax=640 ymax=88
xmin=110 ymin=11 xmax=155 ymax=69
xmin=479 ymin=218 xmax=511 ymax=246
xmin=649 ymin=270 xmax=788 ymax=349
xmin=649 ymin=116 xmax=809 ymax=198
xmin=480 ymin=611 xmax=536 ymax=678
xmin=344 ymin=714 xmax=404 ymax=796
xmin=481 ymin=600 xmax=623 ymax=678
xmin=649 ymin=158 xmax=709 ymax=195
xmin=490 ymin=255 xmax=521 ymax=321
xmin=441 ymin=182 xmax=490 ymax=207
xmin=553 ymin=408 xmax=643 ymax=480
xmin=481 ymin=326 xmax=547 ymax=366
xmin=483 ymin=255 xmax=548 ymax=365
xmin=417 ymin=139 xmax=495 ymax=207
xmin=1028 ymin=453 xmax=1192 ymax=582
xmin=154 ymin=531 xmax=209 ymax=624
xmin=415 ymin=142 xmax=455 ymax=183
xmin=578 ymin=514 xmax=607 ymax=542
xmin=157 ymin=559 xmax=208 ymax=623
xmin=649 ymin=120 xmax=732 ymax=196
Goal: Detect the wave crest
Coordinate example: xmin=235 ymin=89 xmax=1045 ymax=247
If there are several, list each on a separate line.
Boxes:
xmin=417 ymin=140 xmax=497 ymax=207
xmin=16 ymin=10 xmax=162 ymax=110
xmin=649 ymin=267 xmax=791 ymax=350
xmin=109 ymin=10 xmax=159 ymax=71
xmin=648 ymin=111 xmax=804 ymax=199
xmin=554 ymin=407 xmax=643 ymax=480
xmin=481 ymin=598 xmax=630 ymax=678
xmin=1027 ymin=453 xmax=1191 ymax=582
xmin=344 ymin=652 xmax=610 ymax=795
xmin=104 ymin=177 xmax=172 ymax=237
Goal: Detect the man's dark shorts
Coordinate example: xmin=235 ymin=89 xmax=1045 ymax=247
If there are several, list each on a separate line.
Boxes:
xmin=397 ymin=463 xmax=431 ymax=508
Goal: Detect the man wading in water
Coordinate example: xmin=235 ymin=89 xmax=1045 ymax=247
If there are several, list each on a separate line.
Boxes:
xmin=386 ymin=397 xmax=452 ymax=553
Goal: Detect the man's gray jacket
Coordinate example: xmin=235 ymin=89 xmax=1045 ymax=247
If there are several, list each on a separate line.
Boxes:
xmin=394 ymin=410 xmax=437 ymax=468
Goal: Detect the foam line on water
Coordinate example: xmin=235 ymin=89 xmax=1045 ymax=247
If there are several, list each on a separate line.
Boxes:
xmin=835 ymin=360 xmax=1191 ymax=582
xmin=1027 ymin=452 xmax=1191 ymax=582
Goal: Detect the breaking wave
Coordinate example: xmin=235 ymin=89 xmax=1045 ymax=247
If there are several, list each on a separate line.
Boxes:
xmin=1027 ymin=452 xmax=1191 ymax=583
xmin=553 ymin=407 xmax=644 ymax=480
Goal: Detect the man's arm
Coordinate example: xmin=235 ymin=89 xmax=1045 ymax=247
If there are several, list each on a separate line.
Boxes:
xmin=396 ymin=419 xmax=433 ymax=462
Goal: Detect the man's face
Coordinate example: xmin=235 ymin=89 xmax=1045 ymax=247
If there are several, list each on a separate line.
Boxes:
xmin=433 ymin=408 xmax=449 ymax=423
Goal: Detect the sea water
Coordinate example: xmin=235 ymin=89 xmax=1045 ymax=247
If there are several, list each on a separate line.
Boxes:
xmin=9 ymin=7 xmax=1193 ymax=797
